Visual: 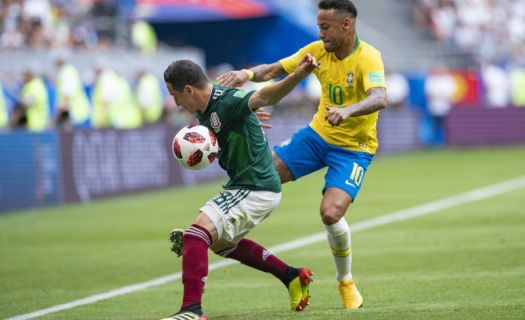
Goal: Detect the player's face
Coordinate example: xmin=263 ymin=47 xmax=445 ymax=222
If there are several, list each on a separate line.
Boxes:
xmin=317 ymin=9 xmax=353 ymax=52
xmin=166 ymin=83 xmax=197 ymax=114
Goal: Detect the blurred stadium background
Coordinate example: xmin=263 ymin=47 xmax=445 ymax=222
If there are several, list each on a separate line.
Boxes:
xmin=0 ymin=0 xmax=524 ymax=319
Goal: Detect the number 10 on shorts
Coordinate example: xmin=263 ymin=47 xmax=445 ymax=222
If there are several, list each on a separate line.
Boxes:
xmin=349 ymin=163 xmax=364 ymax=186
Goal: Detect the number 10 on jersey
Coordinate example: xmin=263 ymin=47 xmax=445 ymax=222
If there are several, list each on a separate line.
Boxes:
xmin=329 ymin=83 xmax=344 ymax=105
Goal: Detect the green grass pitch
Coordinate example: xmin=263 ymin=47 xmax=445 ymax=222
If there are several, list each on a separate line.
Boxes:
xmin=1 ymin=146 xmax=524 ymax=320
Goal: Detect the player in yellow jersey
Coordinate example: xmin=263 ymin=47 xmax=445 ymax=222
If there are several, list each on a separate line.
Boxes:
xmin=218 ymin=0 xmax=387 ymax=310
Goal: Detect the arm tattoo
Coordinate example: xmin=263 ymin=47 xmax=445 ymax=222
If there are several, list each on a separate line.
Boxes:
xmin=350 ymin=87 xmax=388 ymax=117
xmin=251 ymin=63 xmax=287 ymax=82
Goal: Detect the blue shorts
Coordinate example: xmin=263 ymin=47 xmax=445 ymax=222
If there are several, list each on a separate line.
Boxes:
xmin=273 ymin=126 xmax=374 ymax=201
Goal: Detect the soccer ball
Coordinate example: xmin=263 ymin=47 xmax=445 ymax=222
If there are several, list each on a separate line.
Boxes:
xmin=172 ymin=125 xmax=219 ymax=170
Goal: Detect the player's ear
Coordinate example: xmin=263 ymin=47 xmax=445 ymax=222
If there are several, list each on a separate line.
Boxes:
xmin=184 ymin=85 xmax=193 ymax=96
xmin=342 ymin=17 xmax=354 ymax=30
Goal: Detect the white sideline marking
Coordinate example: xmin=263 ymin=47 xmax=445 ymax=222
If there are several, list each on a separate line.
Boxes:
xmin=6 ymin=176 xmax=525 ymax=320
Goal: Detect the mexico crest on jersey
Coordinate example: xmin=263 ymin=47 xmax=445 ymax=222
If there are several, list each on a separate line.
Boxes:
xmin=346 ymin=72 xmax=354 ymax=85
xmin=211 ymin=112 xmax=221 ymax=133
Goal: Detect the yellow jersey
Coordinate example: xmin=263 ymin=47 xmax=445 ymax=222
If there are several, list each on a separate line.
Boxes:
xmin=280 ymin=38 xmax=386 ymax=154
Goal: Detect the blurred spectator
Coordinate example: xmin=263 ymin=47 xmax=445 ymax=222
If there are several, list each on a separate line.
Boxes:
xmin=26 ymin=18 xmax=49 ymax=49
xmin=430 ymin=0 xmax=456 ymax=42
xmin=135 ymin=69 xmax=163 ymax=124
xmin=131 ymin=19 xmax=158 ymax=54
xmin=1 ymin=0 xmax=25 ymax=49
xmin=70 ymin=21 xmax=98 ymax=49
xmin=23 ymin=0 xmax=52 ymax=49
xmin=0 ymin=82 xmax=7 ymax=129
xmin=23 ymin=0 xmax=52 ymax=29
xmin=510 ymin=68 xmax=525 ymax=107
xmin=92 ymin=66 xmax=142 ymax=129
xmin=386 ymin=70 xmax=409 ymax=108
xmin=54 ymin=51 xmax=91 ymax=129
xmin=92 ymin=65 xmax=119 ymax=128
xmin=19 ymin=65 xmax=49 ymax=132
xmin=90 ymin=0 xmax=118 ymax=46
xmin=114 ymin=74 xmax=142 ymax=129
xmin=425 ymin=70 xmax=456 ymax=145
xmin=481 ymin=63 xmax=510 ymax=108
xmin=50 ymin=3 xmax=73 ymax=48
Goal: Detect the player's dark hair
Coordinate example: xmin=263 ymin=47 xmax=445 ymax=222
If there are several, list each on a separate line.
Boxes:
xmin=318 ymin=0 xmax=357 ymax=18
xmin=163 ymin=60 xmax=209 ymax=91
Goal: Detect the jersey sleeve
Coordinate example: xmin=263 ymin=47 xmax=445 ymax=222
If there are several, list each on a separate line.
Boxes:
xmin=221 ymin=88 xmax=255 ymax=121
xmin=279 ymin=42 xmax=319 ymax=74
xmin=361 ymin=49 xmax=386 ymax=92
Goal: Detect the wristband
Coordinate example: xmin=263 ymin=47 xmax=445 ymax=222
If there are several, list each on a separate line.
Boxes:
xmin=242 ymin=69 xmax=255 ymax=81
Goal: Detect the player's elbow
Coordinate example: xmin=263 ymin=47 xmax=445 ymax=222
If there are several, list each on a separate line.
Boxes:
xmin=377 ymin=90 xmax=388 ymax=109
xmin=380 ymin=95 xmax=388 ymax=109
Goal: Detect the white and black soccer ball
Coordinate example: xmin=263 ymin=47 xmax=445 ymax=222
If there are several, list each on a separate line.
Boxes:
xmin=172 ymin=125 xmax=219 ymax=170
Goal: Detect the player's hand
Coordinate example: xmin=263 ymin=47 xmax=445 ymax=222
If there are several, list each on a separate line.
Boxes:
xmin=256 ymin=108 xmax=273 ymax=129
xmin=295 ymin=53 xmax=318 ymax=78
xmin=216 ymin=70 xmax=249 ymax=87
xmin=325 ymin=105 xmax=352 ymax=126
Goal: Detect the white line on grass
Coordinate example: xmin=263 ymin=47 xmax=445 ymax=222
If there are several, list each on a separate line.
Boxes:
xmin=6 ymin=176 xmax=525 ymax=320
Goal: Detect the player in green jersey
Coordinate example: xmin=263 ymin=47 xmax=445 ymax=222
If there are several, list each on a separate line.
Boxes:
xmin=161 ymin=55 xmax=317 ymax=320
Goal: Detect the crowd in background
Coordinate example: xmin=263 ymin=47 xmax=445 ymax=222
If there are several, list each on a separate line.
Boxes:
xmin=1 ymin=0 xmax=525 ymax=133
xmin=0 ymin=0 xmax=169 ymax=132
xmin=412 ymin=0 xmax=525 ymax=110
xmin=413 ymin=0 xmax=525 ymax=65
xmin=1 ymin=0 xmax=116 ymax=50
xmin=409 ymin=0 xmax=525 ymax=146
xmin=1 ymin=0 xmax=156 ymax=52
xmin=0 ymin=53 xmax=196 ymax=132
xmin=0 ymin=56 xmax=310 ymax=133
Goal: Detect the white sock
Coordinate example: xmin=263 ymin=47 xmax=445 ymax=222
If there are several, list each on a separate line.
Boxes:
xmin=325 ymin=218 xmax=352 ymax=282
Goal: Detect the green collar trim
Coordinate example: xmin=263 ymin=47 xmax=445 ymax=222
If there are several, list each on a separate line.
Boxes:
xmin=345 ymin=36 xmax=361 ymax=59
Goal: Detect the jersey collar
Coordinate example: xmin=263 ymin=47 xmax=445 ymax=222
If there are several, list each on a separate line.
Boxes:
xmin=342 ymin=36 xmax=361 ymax=60
xmin=198 ymin=84 xmax=215 ymax=117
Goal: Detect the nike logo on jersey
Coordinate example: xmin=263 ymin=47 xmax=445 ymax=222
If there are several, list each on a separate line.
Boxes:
xmin=345 ymin=180 xmax=357 ymax=188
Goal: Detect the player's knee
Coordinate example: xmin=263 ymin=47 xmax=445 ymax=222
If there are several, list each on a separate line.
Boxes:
xmin=193 ymin=212 xmax=219 ymax=242
xmin=277 ymin=168 xmax=292 ymax=184
xmin=320 ymin=202 xmax=346 ymax=225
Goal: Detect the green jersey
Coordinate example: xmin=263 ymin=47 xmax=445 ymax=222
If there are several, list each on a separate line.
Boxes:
xmin=195 ymin=85 xmax=281 ymax=193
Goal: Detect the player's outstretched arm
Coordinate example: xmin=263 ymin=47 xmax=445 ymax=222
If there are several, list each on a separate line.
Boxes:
xmin=248 ymin=54 xmax=317 ymax=110
xmin=325 ymin=87 xmax=388 ymax=126
xmin=217 ymin=62 xmax=287 ymax=87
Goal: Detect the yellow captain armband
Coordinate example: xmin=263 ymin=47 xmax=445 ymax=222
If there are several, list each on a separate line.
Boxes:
xmin=242 ymin=69 xmax=255 ymax=81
